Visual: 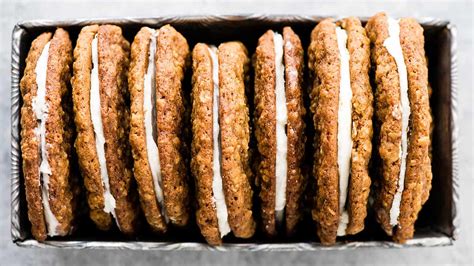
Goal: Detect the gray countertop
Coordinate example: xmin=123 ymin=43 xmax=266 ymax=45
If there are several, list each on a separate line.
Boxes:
xmin=1 ymin=0 xmax=472 ymax=265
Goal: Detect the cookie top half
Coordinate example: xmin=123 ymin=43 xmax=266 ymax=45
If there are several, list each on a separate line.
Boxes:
xmin=153 ymin=25 xmax=191 ymax=227
xmin=338 ymin=17 xmax=373 ymax=236
xmin=218 ymin=42 xmax=256 ymax=239
xmin=191 ymin=43 xmax=222 ymax=245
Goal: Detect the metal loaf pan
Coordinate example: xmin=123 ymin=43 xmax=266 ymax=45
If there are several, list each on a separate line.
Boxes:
xmin=10 ymin=15 xmax=459 ymax=250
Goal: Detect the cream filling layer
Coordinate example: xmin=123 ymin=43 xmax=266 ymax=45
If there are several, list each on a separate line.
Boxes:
xmin=208 ymin=45 xmax=231 ymax=238
xmin=33 ymin=41 xmax=60 ymax=236
xmin=273 ymin=32 xmax=288 ymax=224
xmin=90 ymin=34 xmax=119 ymax=225
xmin=335 ymin=27 xmax=352 ymax=236
xmin=384 ymin=17 xmax=410 ymax=227
xmin=143 ymin=29 xmax=168 ymax=223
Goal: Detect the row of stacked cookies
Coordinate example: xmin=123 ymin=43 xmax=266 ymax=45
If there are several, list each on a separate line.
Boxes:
xmin=20 ymin=12 xmax=432 ymax=246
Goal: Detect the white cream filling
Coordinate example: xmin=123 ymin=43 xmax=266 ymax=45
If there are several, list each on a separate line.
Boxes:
xmin=335 ymin=27 xmax=352 ymax=236
xmin=208 ymin=45 xmax=231 ymax=238
xmin=32 ymin=41 xmax=60 ymax=237
xmin=143 ymin=29 xmax=168 ymax=223
xmin=90 ymin=34 xmax=119 ymax=225
xmin=384 ymin=17 xmax=410 ymax=227
xmin=273 ymin=32 xmax=288 ymax=224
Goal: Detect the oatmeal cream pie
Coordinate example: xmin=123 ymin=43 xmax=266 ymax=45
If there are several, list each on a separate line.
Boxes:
xmin=308 ymin=17 xmax=373 ymax=245
xmin=253 ymin=27 xmax=306 ymax=236
xmin=20 ymin=28 xmax=78 ymax=241
xmin=72 ymin=25 xmax=139 ymax=234
xmin=191 ymin=42 xmax=256 ymax=245
xmin=129 ymin=25 xmax=191 ymax=232
xmin=366 ymin=12 xmax=432 ymax=243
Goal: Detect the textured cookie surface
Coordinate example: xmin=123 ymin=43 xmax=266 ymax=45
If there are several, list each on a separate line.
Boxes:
xmin=396 ymin=17 xmax=432 ymax=243
xmin=253 ymin=30 xmax=278 ymax=236
xmin=21 ymin=32 xmax=51 ymax=241
xmin=366 ymin=13 xmax=401 ymax=238
xmin=218 ymin=42 xmax=256 ymax=238
xmin=20 ymin=28 xmax=75 ymax=240
xmin=191 ymin=43 xmax=221 ymax=245
xmin=98 ymin=24 xmax=138 ymax=235
xmin=129 ymin=26 xmax=167 ymax=233
xmin=282 ymin=26 xmax=306 ymax=236
xmin=366 ymin=12 xmax=432 ymax=243
xmin=339 ymin=17 xmax=373 ymax=235
xmin=308 ymin=19 xmax=341 ymax=245
xmin=154 ymin=25 xmax=190 ymax=226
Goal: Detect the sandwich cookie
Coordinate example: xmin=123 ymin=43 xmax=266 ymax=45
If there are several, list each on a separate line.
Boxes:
xmin=20 ymin=28 xmax=78 ymax=240
xmin=72 ymin=25 xmax=139 ymax=234
xmin=366 ymin=12 xmax=432 ymax=243
xmin=308 ymin=18 xmax=373 ymax=245
xmin=191 ymin=42 xmax=256 ymax=245
xmin=129 ymin=25 xmax=191 ymax=232
xmin=253 ymin=27 xmax=306 ymax=236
